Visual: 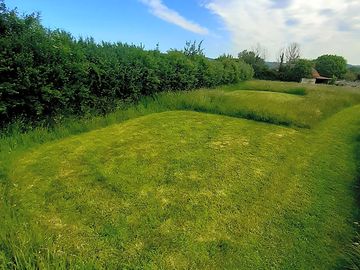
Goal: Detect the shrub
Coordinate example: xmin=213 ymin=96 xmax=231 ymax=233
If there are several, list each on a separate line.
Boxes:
xmin=0 ymin=3 xmax=253 ymax=128
xmin=217 ymin=55 xmax=254 ymax=84
xmin=344 ymin=71 xmax=358 ymax=82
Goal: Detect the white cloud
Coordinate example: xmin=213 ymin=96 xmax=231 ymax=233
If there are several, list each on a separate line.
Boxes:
xmin=205 ymin=0 xmax=360 ymax=63
xmin=140 ymin=0 xmax=209 ymax=35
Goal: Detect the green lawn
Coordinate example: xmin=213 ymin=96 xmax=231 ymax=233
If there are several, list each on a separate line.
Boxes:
xmin=1 ymin=81 xmax=360 ymax=269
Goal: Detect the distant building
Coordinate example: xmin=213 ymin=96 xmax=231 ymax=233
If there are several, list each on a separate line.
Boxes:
xmin=301 ymin=78 xmax=316 ymax=84
xmin=301 ymin=69 xmax=331 ymax=84
xmin=311 ymin=69 xmax=331 ymax=84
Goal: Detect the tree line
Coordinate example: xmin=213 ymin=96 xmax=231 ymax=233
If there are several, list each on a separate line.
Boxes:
xmin=238 ymin=43 xmax=357 ymax=82
xmin=0 ymin=2 xmax=253 ymax=128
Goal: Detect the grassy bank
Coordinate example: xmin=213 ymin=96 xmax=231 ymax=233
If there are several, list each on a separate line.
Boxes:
xmin=1 ymin=80 xmax=360 ymax=269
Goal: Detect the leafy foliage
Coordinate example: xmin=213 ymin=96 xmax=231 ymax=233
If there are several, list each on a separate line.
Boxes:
xmin=183 ymin=40 xmax=204 ymax=57
xmin=315 ymin=54 xmax=347 ymax=79
xmin=346 ymin=66 xmax=360 ymax=81
xmin=283 ymin=59 xmax=313 ymax=82
xmin=344 ymin=70 xmax=358 ymax=81
xmin=241 ymin=43 xmax=354 ymax=83
xmin=0 ymin=3 xmax=253 ymax=128
xmin=238 ymin=50 xmax=271 ymax=79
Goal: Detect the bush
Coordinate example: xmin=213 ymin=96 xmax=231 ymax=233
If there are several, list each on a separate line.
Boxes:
xmin=217 ymin=55 xmax=254 ymax=84
xmin=347 ymin=66 xmax=360 ymax=81
xmin=0 ymin=3 xmax=253 ymax=128
xmin=344 ymin=71 xmax=358 ymax=82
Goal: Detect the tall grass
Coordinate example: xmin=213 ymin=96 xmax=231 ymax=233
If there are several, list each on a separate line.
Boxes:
xmin=1 ymin=80 xmax=360 ymax=269
xmin=1 ymin=81 xmax=360 ymax=158
xmin=227 ymin=80 xmax=308 ymax=95
xmin=345 ymin=134 xmax=360 ymax=269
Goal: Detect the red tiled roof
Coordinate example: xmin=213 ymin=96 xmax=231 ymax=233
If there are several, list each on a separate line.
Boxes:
xmin=316 ymin=76 xmax=331 ymax=80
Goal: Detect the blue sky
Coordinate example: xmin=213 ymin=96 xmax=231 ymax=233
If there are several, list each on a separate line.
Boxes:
xmin=5 ymin=0 xmax=360 ymax=64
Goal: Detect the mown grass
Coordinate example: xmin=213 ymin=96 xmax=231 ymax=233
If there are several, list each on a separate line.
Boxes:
xmin=1 ymin=80 xmax=360 ymax=269
xmin=223 ymin=80 xmax=308 ymax=95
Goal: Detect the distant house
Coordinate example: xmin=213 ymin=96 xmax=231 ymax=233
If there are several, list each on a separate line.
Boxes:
xmin=311 ymin=69 xmax=331 ymax=84
xmin=301 ymin=69 xmax=331 ymax=84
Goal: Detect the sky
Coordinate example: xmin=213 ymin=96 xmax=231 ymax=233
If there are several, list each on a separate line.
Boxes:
xmin=5 ymin=0 xmax=360 ymax=64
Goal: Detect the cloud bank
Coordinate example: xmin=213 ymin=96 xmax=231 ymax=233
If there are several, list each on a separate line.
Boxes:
xmin=205 ymin=0 xmax=360 ymax=63
xmin=140 ymin=0 xmax=209 ymax=35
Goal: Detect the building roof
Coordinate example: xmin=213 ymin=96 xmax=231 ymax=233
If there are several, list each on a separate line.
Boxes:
xmin=316 ymin=76 xmax=331 ymax=80
xmin=312 ymin=68 xmax=331 ymax=80
xmin=312 ymin=68 xmax=320 ymax=78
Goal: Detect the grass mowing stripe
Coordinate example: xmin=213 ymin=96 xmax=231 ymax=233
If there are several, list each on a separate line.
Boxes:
xmin=0 ymin=80 xmax=360 ymax=269
xmin=7 ymin=112 xmax=302 ymax=268
xmin=3 ymin=106 xmax=360 ymax=268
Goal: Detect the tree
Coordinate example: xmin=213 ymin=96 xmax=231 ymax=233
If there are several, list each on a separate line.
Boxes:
xmin=238 ymin=50 xmax=261 ymax=66
xmin=238 ymin=48 xmax=269 ymax=79
xmin=284 ymin=59 xmax=313 ymax=82
xmin=285 ymin=43 xmax=301 ymax=64
xmin=183 ymin=40 xmax=204 ymax=57
xmin=251 ymin=43 xmax=267 ymax=61
xmin=315 ymin=55 xmax=347 ymax=78
xmin=217 ymin=55 xmax=254 ymax=84
xmin=277 ymin=47 xmax=286 ymax=72
xmin=344 ymin=70 xmax=357 ymax=81
xmin=346 ymin=66 xmax=360 ymax=81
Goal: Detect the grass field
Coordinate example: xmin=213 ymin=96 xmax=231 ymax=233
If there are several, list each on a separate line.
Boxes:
xmin=1 ymin=80 xmax=360 ymax=269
